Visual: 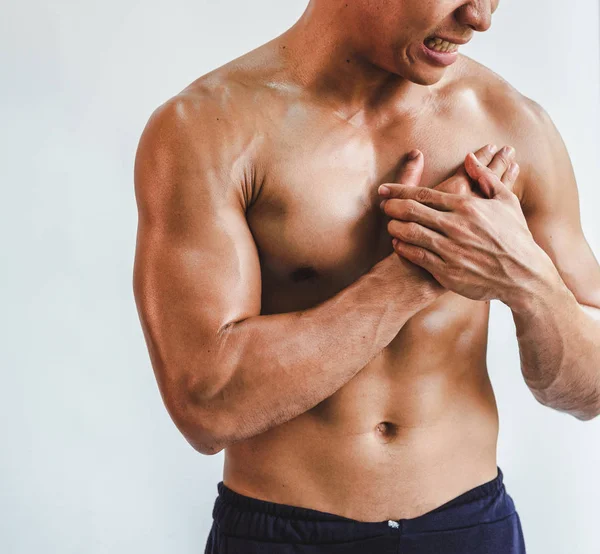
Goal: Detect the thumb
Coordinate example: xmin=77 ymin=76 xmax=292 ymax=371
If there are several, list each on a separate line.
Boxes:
xmin=394 ymin=149 xmax=424 ymax=187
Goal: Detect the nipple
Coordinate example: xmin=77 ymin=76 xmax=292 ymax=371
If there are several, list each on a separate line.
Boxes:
xmin=290 ymin=266 xmax=318 ymax=282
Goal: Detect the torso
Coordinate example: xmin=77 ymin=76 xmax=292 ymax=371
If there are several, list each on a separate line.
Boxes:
xmin=187 ymin=43 xmax=526 ymax=521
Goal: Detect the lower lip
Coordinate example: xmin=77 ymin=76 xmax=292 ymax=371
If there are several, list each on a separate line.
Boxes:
xmin=421 ymin=41 xmax=459 ymax=67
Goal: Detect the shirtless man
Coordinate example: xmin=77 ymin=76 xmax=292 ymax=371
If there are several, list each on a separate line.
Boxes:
xmin=132 ymin=1 xmax=600 ymax=552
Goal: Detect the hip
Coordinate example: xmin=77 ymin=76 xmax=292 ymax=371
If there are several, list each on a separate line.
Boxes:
xmin=205 ymin=466 xmax=526 ymax=554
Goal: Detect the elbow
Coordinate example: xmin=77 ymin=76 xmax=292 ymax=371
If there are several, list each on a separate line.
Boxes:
xmin=530 ymin=386 xmax=600 ymax=422
xmin=160 ymin=349 xmax=239 ymax=455
xmin=173 ymin=359 xmax=238 ymax=455
xmin=574 ymin=413 xmax=598 ymax=422
xmin=167 ymin=390 xmax=235 ymax=456
xmin=572 ymin=383 xmax=600 ymax=422
xmin=572 ymin=404 xmax=600 ymax=422
xmin=179 ymin=407 xmax=233 ymax=455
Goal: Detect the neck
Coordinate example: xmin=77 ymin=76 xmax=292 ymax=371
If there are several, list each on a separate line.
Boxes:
xmin=274 ymin=1 xmax=431 ymax=118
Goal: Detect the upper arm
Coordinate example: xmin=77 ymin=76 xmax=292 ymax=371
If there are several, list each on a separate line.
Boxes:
xmin=133 ymin=93 xmax=261 ymax=423
xmin=515 ymin=99 xmax=600 ymax=309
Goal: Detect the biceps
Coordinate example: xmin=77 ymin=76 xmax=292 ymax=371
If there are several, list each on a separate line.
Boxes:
xmin=526 ymin=210 xmax=600 ymax=309
xmin=516 ymin=103 xmax=600 ymax=308
xmin=133 ymin=205 xmax=262 ymax=399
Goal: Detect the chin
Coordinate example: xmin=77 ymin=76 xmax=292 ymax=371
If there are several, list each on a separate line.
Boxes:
xmin=391 ymin=47 xmax=446 ymax=86
xmin=401 ymin=65 xmax=446 ymax=86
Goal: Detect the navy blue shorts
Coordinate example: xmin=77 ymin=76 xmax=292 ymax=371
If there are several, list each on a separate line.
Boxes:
xmin=205 ymin=466 xmax=526 ymax=553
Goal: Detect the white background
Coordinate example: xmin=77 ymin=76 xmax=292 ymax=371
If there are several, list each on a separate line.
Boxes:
xmin=1 ymin=0 xmax=599 ymax=553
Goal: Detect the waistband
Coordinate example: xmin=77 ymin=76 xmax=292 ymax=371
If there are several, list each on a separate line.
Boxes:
xmin=212 ymin=466 xmax=515 ymax=542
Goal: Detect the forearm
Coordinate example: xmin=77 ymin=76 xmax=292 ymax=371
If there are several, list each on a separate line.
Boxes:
xmin=190 ymin=254 xmax=443 ymax=452
xmin=510 ymin=271 xmax=600 ymax=421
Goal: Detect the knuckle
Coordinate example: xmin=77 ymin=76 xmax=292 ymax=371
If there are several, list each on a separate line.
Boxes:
xmin=475 ymin=150 xmax=489 ymax=162
xmin=476 ymin=151 xmax=494 ymax=166
xmin=446 ymin=237 xmax=463 ymax=257
xmin=414 ymin=187 xmax=431 ymax=203
xmin=432 ymin=213 xmax=445 ymax=232
xmin=403 ymin=221 xmax=419 ymax=239
xmin=446 ymin=267 xmax=460 ymax=281
xmin=494 ymin=153 xmax=509 ymax=168
xmin=498 ymin=146 xmax=515 ymax=163
xmin=455 ymin=196 xmax=471 ymax=212
xmin=403 ymin=199 xmax=418 ymax=217
xmin=428 ymin=234 xmax=440 ymax=251
xmin=388 ymin=220 xmax=420 ymax=241
xmin=493 ymin=150 xmax=508 ymax=165
xmin=415 ymin=248 xmax=428 ymax=262
xmin=443 ymin=215 xmax=460 ymax=233
xmin=446 ymin=262 xmax=462 ymax=278
xmin=461 ymin=197 xmax=478 ymax=216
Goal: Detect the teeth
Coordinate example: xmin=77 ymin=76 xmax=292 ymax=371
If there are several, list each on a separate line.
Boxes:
xmin=425 ymin=38 xmax=459 ymax=53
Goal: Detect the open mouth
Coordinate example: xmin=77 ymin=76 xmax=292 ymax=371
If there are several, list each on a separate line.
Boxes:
xmin=423 ymin=36 xmax=460 ymax=54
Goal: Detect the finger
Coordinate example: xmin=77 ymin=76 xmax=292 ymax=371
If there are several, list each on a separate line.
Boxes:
xmin=454 ymin=143 xmax=498 ymax=178
xmin=379 ymin=184 xmax=461 ymax=212
xmin=501 ymin=162 xmax=520 ymax=191
xmin=464 ymin=152 xmax=510 ymax=199
xmin=388 ymin=219 xmax=449 ymax=256
xmin=486 ymin=145 xmax=516 ymax=180
xmin=393 ymin=149 xmax=424 ymax=186
xmin=383 ymin=198 xmax=447 ymax=235
xmin=392 ymin=238 xmax=445 ymax=274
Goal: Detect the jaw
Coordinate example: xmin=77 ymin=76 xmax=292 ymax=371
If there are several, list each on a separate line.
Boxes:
xmin=393 ymin=42 xmax=450 ymax=86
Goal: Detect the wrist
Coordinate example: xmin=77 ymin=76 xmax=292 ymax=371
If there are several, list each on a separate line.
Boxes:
xmin=379 ymin=253 xmax=445 ymax=306
xmin=395 ymin=256 xmax=447 ymax=307
xmin=505 ymin=258 xmax=571 ymax=319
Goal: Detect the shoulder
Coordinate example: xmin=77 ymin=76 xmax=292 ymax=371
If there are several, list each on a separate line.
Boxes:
xmin=449 ymin=54 xmax=551 ymax=135
xmin=134 ymin=72 xmax=267 ymax=211
xmin=138 ymin=73 xmax=254 ymax=161
xmin=447 ymin=55 xmax=568 ymax=208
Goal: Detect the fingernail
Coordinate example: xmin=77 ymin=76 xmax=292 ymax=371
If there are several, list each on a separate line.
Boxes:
xmin=503 ymin=146 xmax=515 ymax=156
xmin=380 ymin=199 xmax=387 ymax=209
xmin=407 ymin=149 xmax=421 ymax=160
xmin=378 ymin=185 xmax=390 ymax=196
xmin=392 ymin=238 xmax=398 ymax=246
xmin=487 ymin=144 xmax=497 ymax=153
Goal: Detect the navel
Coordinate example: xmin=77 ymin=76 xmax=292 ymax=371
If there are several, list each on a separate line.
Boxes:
xmin=374 ymin=421 xmax=398 ymax=441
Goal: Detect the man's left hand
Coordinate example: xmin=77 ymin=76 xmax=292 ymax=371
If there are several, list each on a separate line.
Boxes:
xmin=380 ymin=149 xmax=558 ymax=305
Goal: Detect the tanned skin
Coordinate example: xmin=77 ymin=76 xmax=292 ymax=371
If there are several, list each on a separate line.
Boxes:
xmin=133 ymin=0 xmax=600 ymax=522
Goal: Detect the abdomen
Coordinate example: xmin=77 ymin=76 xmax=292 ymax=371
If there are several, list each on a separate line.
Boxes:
xmin=223 ymin=293 xmax=500 ymax=521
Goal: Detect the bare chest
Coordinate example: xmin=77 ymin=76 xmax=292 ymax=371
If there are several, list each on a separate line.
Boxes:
xmin=247 ymin=112 xmax=505 ymax=314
